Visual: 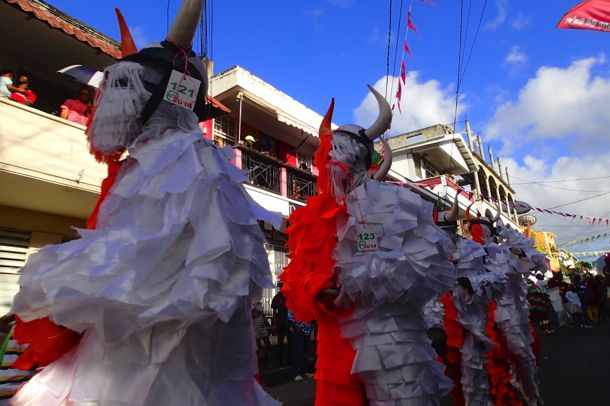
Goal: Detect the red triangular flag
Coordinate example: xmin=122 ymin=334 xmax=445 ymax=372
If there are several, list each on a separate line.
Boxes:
xmin=396 ymin=79 xmax=402 ymax=100
xmin=404 ymin=41 xmax=414 ymax=60
xmin=419 ymin=0 xmax=438 ymax=6
xmin=400 ymin=59 xmax=407 ymax=84
xmin=407 ymin=12 xmax=418 ymax=32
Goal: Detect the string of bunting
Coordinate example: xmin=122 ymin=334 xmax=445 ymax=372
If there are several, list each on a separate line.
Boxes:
xmin=559 ymin=232 xmax=610 ymax=248
xmin=393 ymin=0 xmax=435 ymax=113
xmin=410 ymin=183 xmax=610 ymax=226
xmin=570 ymin=250 xmax=609 ymax=257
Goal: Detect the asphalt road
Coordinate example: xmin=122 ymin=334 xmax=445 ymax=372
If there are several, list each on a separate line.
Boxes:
xmin=262 ymin=322 xmax=610 ymax=405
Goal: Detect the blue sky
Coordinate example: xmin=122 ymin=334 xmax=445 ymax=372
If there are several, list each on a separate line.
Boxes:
xmin=45 ymin=0 xmax=610 ymax=260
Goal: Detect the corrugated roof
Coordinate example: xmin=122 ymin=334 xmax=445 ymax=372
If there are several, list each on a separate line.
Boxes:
xmin=6 ymin=0 xmax=121 ymax=59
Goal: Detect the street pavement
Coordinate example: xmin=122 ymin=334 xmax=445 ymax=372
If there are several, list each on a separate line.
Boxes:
xmin=262 ymin=322 xmax=610 ymax=405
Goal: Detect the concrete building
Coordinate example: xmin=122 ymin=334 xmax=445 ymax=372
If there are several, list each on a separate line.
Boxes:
xmin=378 ymin=122 xmax=520 ymax=236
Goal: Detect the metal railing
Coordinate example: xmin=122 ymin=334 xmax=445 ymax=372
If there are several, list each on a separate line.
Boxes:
xmin=287 ymin=168 xmax=316 ymax=202
xmin=241 ymin=148 xmax=281 ymax=194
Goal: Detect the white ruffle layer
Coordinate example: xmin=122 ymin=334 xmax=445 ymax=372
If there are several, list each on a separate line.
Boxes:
xmin=11 ymin=106 xmax=280 ymax=405
xmin=493 ymin=226 xmax=541 ymax=404
xmin=335 ymin=181 xmax=454 ymax=405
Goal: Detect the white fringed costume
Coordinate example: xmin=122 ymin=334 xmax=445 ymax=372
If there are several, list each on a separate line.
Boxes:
xmin=453 ymin=237 xmax=506 ymax=406
xmin=493 ymin=226 xmax=544 ymax=404
xmin=334 ymin=180 xmax=455 ymax=405
xmin=11 ymin=101 xmax=281 ymax=405
xmin=423 ymin=235 xmax=506 ymax=406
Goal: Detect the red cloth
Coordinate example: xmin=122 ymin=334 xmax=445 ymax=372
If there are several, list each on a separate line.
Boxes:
xmin=12 ymin=316 xmax=81 ymax=370
xmin=484 ymin=301 xmax=523 ymax=406
xmin=280 ymin=193 xmax=365 ymax=406
xmin=440 ymin=292 xmax=465 ymax=406
xmin=10 ymin=89 xmax=37 ymax=105
xmin=13 ymin=161 xmax=122 ymax=370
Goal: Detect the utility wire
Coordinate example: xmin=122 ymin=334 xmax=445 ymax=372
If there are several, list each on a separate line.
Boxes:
xmin=460 ymin=0 xmax=488 ymax=84
xmin=385 ymin=0 xmax=393 ymax=99
xmin=544 ymin=191 xmax=610 ymax=210
xmin=388 ymin=0 xmax=406 ymax=103
xmin=512 ymin=174 xmax=610 ymax=185
xmin=452 ymin=0 xmax=464 ymax=132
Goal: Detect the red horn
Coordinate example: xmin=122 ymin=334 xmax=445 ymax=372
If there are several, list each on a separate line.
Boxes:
xmin=319 ymin=98 xmax=334 ymax=138
xmin=115 ymin=8 xmax=138 ymax=57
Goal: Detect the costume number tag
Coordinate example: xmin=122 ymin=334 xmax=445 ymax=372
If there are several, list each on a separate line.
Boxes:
xmin=356 ymin=224 xmax=378 ymax=251
xmin=164 ymin=70 xmax=201 ymax=111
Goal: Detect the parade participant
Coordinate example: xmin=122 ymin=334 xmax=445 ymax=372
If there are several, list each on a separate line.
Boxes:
xmin=496 ymin=224 xmax=545 ymax=405
xmin=466 ymin=205 xmax=523 ymax=406
xmin=282 ymin=87 xmax=454 ymax=405
xmin=10 ymin=2 xmax=279 ymax=405
xmin=427 ymin=197 xmax=507 ymax=406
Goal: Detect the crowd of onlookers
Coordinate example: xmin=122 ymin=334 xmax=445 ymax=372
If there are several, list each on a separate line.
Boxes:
xmin=527 ymin=265 xmax=610 ymax=334
xmin=252 ymin=281 xmax=316 ymax=382
xmin=1 ymin=67 xmax=93 ymax=126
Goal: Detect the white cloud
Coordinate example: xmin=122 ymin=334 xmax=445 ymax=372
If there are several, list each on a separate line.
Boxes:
xmin=484 ymin=0 xmax=508 ymax=30
xmin=327 ymin=0 xmax=354 ymax=8
xmin=129 ymin=26 xmax=150 ymax=49
xmin=502 ymin=154 xmax=610 ymax=252
xmin=511 ymin=12 xmax=532 ymax=30
xmin=354 ymin=74 xmax=467 ymax=136
xmin=486 ymin=55 xmax=610 ymax=153
xmin=505 ymin=45 xmax=527 ymax=65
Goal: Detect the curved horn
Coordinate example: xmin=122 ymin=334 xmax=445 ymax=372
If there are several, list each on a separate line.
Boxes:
xmin=115 ymin=8 xmax=138 ymax=57
xmin=319 ymin=98 xmax=334 ymax=138
xmin=465 ymin=201 xmax=475 ymax=222
xmin=167 ymin=0 xmax=204 ymax=49
xmin=364 ymin=85 xmax=393 ymax=141
xmin=444 ymin=190 xmax=460 ymax=222
xmin=490 ymin=202 xmax=502 ymax=224
xmin=373 ymin=139 xmax=393 ymax=181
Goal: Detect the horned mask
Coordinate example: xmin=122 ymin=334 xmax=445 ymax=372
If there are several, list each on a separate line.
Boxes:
xmin=87 ymin=0 xmax=208 ymax=161
xmin=315 ymin=86 xmax=393 ymax=201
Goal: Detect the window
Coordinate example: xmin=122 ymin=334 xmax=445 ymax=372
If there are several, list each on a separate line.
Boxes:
xmin=213 ymin=115 xmax=236 ymax=144
xmin=296 ymin=151 xmax=312 ymax=172
xmin=0 ymin=228 xmax=31 ymax=314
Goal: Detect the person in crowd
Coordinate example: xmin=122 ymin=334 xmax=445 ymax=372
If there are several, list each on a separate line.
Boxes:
xmin=547 ymin=272 xmax=570 ymax=327
xmin=527 ymin=279 xmax=555 ymax=335
xmin=594 ymin=274 xmax=607 ymax=322
xmin=288 ymin=309 xmax=315 ymax=382
xmin=9 ymin=72 xmax=36 ymax=107
xmin=244 ymin=134 xmax=256 ymax=148
xmin=252 ymin=302 xmax=271 ymax=370
xmin=59 ymin=86 xmax=92 ymax=125
xmin=0 ymin=69 xmax=14 ymax=98
xmin=565 ymin=289 xmax=584 ymax=329
xmin=271 ymin=281 xmax=291 ymax=368
xmin=584 ymin=274 xmax=600 ymax=324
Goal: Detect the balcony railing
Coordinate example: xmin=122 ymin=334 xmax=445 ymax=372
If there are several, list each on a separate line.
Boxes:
xmin=287 ymin=167 xmax=316 ymax=202
xmin=241 ymin=146 xmax=281 ymax=194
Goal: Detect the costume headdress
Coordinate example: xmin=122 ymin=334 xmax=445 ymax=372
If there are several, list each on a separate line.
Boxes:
xmin=314 ymin=86 xmax=393 ymax=194
xmin=88 ymin=0 xmax=207 ymax=161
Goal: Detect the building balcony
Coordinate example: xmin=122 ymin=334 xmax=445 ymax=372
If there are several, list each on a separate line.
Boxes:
xmin=0 ymin=98 xmax=104 ymax=219
xmin=240 ymin=145 xmax=282 ymax=194
xmin=287 ymin=167 xmax=316 ymax=202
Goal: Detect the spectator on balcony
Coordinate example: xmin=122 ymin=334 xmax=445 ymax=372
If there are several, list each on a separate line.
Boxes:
xmin=9 ymin=72 xmax=36 ymax=107
xmin=0 ymin=69 xmax=14 ymax=98
xmin=243 ymin=134 xmax=256 ymax=149
xmin=59 ymin=86 xmax=92 ymax=126
xmin=298 ymin=162 xmax=310 ymax=172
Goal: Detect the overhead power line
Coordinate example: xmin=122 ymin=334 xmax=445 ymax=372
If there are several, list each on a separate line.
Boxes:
xmin=512 ymin=174 xmax=610 ymax=185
